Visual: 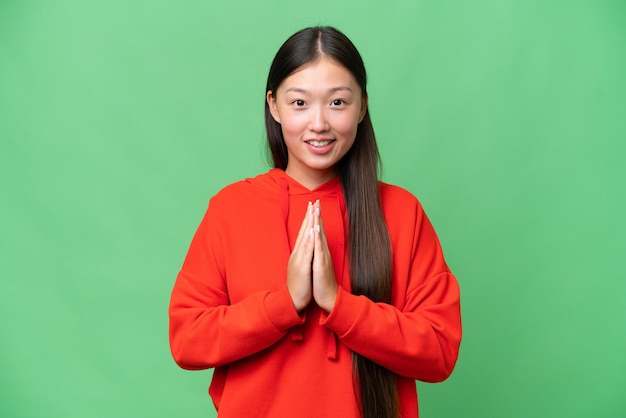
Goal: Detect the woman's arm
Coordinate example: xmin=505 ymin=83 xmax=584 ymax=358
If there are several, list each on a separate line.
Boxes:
xmin=320 ymin=196 xmax=462 ymax=382
xmin=168 ymin=203 xmax=305 ymax=370
xmin=320 ymin=273 xmax=460 ymax=382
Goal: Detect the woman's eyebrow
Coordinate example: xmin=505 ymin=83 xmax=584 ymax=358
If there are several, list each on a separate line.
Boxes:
xmin=329 ymin=86 xmax=353 ymax=93
xmin=284 ymin=86 xmax=354 ymax=94
xmin=284 ymin=87 xmax=307 ymax=94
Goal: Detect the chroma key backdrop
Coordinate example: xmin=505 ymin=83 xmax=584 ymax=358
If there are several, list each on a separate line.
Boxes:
xmin=1 ymin=1 xmax=624 ymax=417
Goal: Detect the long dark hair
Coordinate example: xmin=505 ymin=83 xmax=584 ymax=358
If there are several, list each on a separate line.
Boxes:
xmin=265 ymin=26 xmax=399 ymax=418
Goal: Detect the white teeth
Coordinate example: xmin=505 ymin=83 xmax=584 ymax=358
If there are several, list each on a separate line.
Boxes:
xmin=308 ymin=140 xmax=332 ymax=147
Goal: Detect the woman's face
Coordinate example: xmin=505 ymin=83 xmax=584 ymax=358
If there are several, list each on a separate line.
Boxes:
xmin=267 ymin=58 xmax=367 ymax=189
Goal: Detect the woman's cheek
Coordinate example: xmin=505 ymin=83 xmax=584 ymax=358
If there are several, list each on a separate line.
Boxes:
xmin=334 ymin=118 xmax=358 ymax=138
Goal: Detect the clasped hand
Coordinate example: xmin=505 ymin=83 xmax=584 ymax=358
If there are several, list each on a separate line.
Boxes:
xmin=287 ymin=200 xmax=338 ymax=313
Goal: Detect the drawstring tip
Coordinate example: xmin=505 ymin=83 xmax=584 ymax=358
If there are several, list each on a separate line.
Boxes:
xmin=290 ymin=326 xmax=304 ymax=342
xmin=326 ymin=333 xmax=338 ymax=360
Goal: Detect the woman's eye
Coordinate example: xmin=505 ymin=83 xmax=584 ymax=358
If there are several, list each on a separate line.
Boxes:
xmin=293 ymin=99 xmax=305 ymax=107
xmin=332 ymin=99 xmax=344 ymax=106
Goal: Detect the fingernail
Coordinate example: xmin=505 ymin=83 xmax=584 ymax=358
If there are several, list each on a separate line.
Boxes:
xmin=315 ymin=225 xmax=320 ymax=233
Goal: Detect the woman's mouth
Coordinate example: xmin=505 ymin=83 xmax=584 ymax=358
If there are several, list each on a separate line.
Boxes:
xmin=306 ymin=139 xmax=334 ymax=148
xmin=305 ymin=139 xmax=335 ymax=154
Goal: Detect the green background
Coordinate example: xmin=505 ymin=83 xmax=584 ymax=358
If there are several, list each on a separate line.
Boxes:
xmin=1 ymin=0 xmax=624 ymax=416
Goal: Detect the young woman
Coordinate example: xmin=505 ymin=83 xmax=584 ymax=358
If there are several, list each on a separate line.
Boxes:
xmin=169 ymin=26 xmax=462 ymax=418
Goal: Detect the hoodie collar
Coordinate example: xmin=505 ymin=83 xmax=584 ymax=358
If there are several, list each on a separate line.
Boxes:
xmin=267 ymin=168 xmax=341 ymax=197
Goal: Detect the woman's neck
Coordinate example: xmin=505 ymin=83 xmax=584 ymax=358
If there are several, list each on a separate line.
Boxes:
xmin=285 ymin=166 xmax=337 ymax=191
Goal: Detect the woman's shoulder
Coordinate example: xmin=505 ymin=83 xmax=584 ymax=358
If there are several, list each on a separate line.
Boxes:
xmin=379 ymin=181 xmax=422 ymax=210
xmin=212 ymin=178 xmax=252 ymax=199
xmin=209 ymin=169 xmax=285 ymax=207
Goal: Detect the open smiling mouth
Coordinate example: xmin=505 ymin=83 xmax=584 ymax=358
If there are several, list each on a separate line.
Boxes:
xmin=306 ymin=140 xmax=335 ymax=147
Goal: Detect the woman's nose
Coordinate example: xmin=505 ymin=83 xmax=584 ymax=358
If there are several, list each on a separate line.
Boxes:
xmin=309 ymin=106 xmax=329 ymax=132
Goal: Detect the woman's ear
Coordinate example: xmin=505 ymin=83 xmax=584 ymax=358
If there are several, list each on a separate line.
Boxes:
xmin=266 ymin=90 xmax=281 ymax=124
xmin=359 ymin=94 xmax=368 ymax=123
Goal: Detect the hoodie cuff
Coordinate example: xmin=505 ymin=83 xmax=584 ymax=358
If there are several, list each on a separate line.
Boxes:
xmin=319 ymin=287 xmax=362 ymax=336
xmin=264 ymin=285 xmax=305 ymax=333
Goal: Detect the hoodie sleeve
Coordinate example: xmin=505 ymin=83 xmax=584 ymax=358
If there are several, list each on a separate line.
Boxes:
xmin=319 ymin=190 xmax=461 ymax=382
xmin=169 ymin=196 xmax=304 ymax=370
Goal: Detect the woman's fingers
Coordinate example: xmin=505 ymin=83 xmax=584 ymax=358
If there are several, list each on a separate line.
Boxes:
xmin=287 ymin=201 xmax=314 ymax=312
xmin=312 ymin=200 xmax=338 ymax=312
xmin=314 ymin=201 xmax=329 ymax=249
xmin=287 ymin=200 xmax=339 ymax=313
xmin=293 ymin=201 xmax=313 ymax=251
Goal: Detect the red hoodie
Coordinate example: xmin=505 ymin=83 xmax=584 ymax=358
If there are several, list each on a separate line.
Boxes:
xmin=169 ymin=169 xmax=461 ymax=417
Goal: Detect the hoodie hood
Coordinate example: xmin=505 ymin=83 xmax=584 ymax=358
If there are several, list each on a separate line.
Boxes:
xmin=245 ymin=169 xmax=347 ymax=360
